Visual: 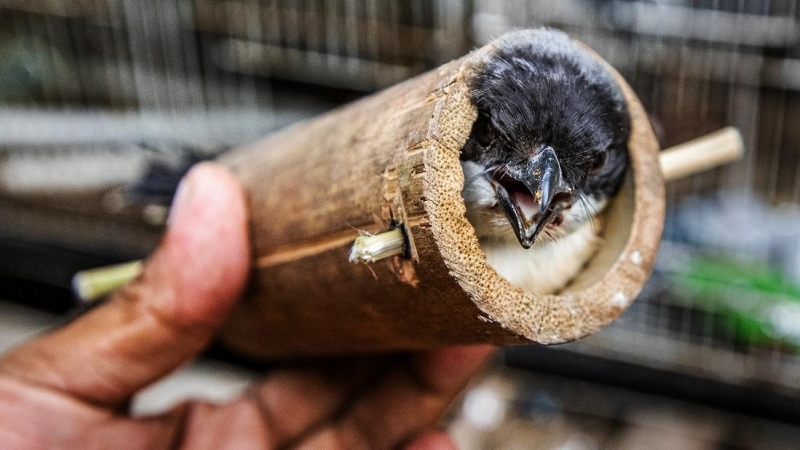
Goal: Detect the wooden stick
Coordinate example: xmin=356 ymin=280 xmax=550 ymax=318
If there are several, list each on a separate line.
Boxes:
xmin=72 ymin=260 xmax=143 ymax=303
xmin=659 ymin=126 xmax=744 ymax=181
xmin=349 ymin=229 xmax=405 ymax=263
xmin=67 ymin=131 xmax=744 ymax=304
xmin=70 ymin=128 xmax=745 ymax=306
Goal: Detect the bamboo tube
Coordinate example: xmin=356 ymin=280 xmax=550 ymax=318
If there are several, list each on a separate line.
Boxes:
xmin=215 ymin=30 xmax=664 ymax=359
xmin=71 ymin=31 xmax=745 ymax=359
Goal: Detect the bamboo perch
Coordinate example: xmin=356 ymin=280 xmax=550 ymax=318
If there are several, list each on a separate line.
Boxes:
xmin=70 ymin=30 xmax=744 ymax=360
xmin=73 ymin=260 xmax=143 ymax=303
xmin=72 ymin=129 xmax=744 ymax=301
xmin=660 ymin=127 xmax=744 ymax=182
xmin=349 ymin=228 xmax=406 ymax=264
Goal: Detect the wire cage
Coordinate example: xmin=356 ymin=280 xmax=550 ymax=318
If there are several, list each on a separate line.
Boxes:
xmin=0 ymin=0 xmax=470 ymax=307
xmin=3 ymin=0 xmax=800 ymax=407
xmin=475 ymin=0 xmax=800 ymax=401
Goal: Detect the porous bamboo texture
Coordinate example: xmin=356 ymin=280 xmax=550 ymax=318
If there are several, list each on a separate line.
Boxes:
xmin=217 ymin=30 xmax=665 ymax=359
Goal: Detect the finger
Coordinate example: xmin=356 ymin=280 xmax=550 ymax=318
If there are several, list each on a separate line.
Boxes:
xmin=302 ymin=346 xmax=494 ymax=450
xmin=404 ymin=431 xmax=458 ymax=450
xmin=161 ymin=399 xmax=272 ymax=449
xmin=0 ymin=376 xmax=183 ymax=449
xmin=0 ymin=162 xmax=250 ymax=406
xmin=245 ymin=356 xmax=393 ymax=448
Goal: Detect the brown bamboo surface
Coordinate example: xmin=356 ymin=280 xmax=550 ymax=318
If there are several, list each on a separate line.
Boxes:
xmin=217 ymin=30 xmax=665 ymax=359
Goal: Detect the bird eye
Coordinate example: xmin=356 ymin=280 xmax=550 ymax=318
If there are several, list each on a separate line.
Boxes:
xmin=589 ymin=151 xmax=608 ymax=173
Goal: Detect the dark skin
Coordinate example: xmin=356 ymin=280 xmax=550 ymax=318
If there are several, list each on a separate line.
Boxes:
xmin=0 ymin=163 xmax=493 ymax=449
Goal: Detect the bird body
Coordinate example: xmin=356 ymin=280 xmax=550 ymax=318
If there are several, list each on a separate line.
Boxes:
xmin=462 ymin=160 xmax=606 ymax=294
xmin=460 ymin=30 xmax=630 ymax=294
xmin=480 ymin=220 xmax=600 ymax=295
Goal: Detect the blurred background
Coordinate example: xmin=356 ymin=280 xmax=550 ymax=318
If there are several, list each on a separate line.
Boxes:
xmin=2 ymin=0 xmax=800 ymax=448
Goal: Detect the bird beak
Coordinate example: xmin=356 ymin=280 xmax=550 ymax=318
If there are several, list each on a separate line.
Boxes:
xmin=492 ymin=146 xmax=572 ymax=249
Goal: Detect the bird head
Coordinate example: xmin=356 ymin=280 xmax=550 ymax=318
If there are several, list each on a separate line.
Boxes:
xmin=461 ymin=30 xmax=631 ymax=249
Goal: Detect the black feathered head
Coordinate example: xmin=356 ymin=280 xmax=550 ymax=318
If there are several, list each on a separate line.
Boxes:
xmin=461 ymin=29 xmax=631 ymax=248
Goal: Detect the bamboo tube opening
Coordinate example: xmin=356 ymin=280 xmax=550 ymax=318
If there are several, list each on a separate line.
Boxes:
xmin=424 ymin=31 xmax=665 ymax=344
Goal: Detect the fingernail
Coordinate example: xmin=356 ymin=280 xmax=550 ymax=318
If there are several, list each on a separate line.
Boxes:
xmin=167 ymin=163 xmax=203 ymax=225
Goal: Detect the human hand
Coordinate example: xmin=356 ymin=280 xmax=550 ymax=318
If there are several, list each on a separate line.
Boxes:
xmin=0 ymin=163 xmax=493 ymax=449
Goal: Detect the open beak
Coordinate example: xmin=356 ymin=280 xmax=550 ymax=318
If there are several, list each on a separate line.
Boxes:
xmin=492 ymin=146 xmax=572 ymax=249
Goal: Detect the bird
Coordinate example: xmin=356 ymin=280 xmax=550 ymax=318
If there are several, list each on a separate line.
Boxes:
xmin=460 ymin=29 xmax=631 ymax=295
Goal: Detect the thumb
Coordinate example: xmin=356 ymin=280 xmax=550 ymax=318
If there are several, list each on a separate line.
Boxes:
xmin=0 ymin=162 xmax=251 ymax=407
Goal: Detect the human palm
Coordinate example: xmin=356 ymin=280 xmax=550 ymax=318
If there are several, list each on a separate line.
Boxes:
xmin=0 ymin=164 xmax=491 ymax=449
